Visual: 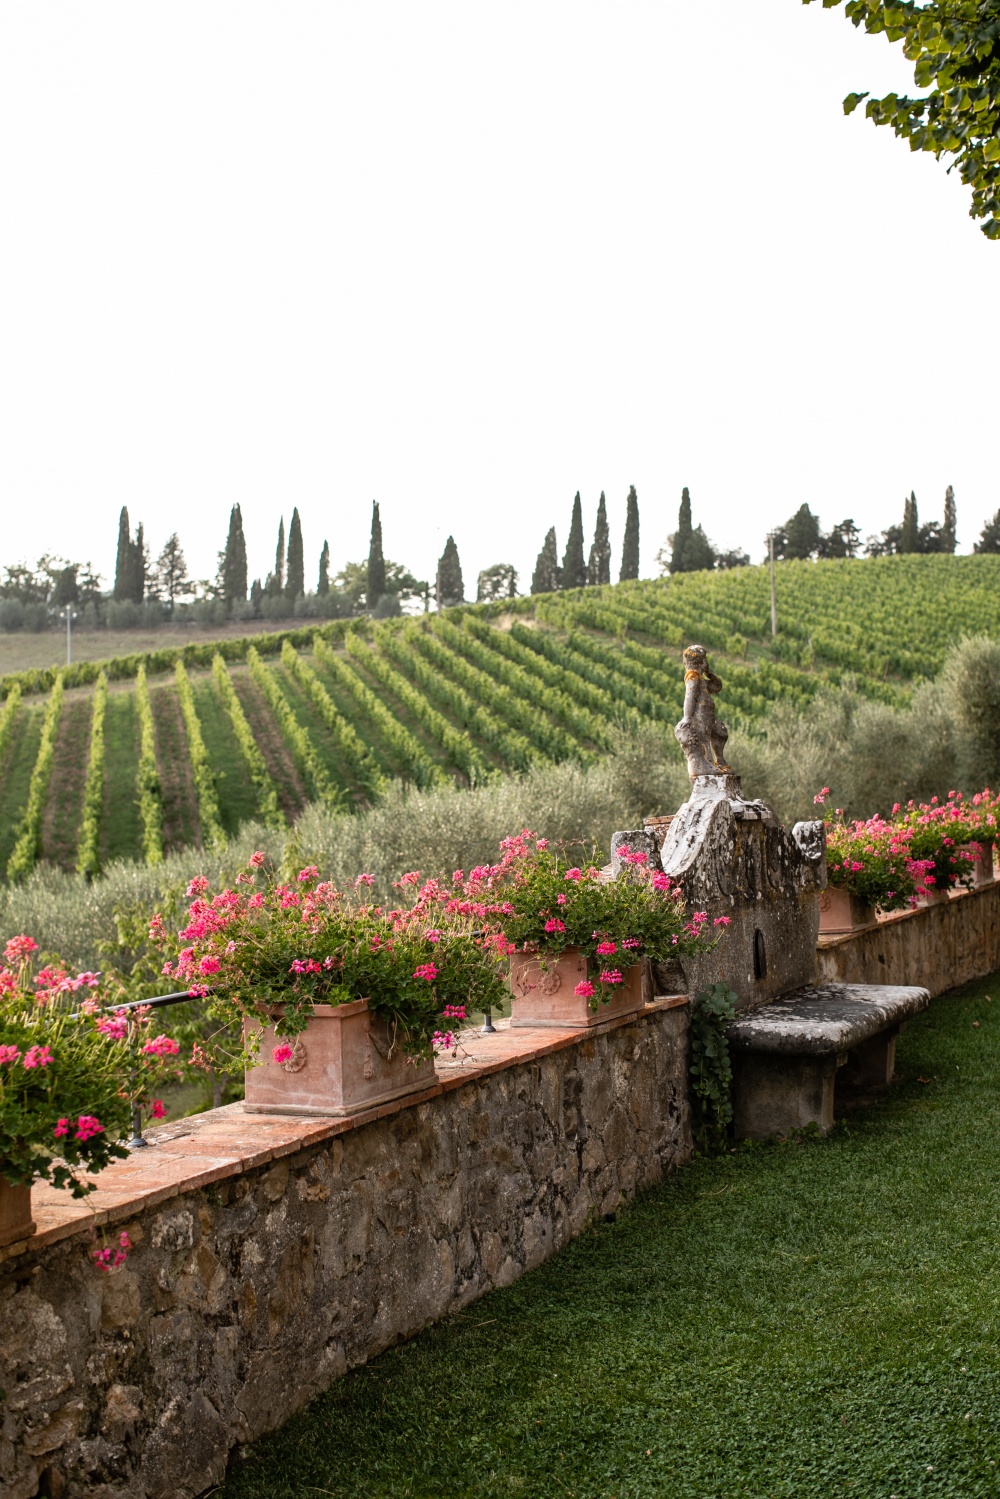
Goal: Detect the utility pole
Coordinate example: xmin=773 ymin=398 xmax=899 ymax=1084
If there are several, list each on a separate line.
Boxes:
xmin=767 ymin=534 xmax=778 ymax=637
xmin=62 ymin=605 xmax=78 ymax=666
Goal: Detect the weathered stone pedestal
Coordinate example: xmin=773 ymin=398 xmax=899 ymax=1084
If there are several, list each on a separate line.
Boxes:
xmin=731 ymin=1051 xmax=844 ymax=1138
xmin=616 ymin=771 xmax=827 ymax=1012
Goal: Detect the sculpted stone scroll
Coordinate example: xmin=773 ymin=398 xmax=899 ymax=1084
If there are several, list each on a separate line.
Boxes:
xmin=674 ymin=643 xmax=733 ymax=780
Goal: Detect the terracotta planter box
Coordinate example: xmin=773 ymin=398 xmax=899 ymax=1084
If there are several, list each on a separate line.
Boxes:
xmin=917 ymin=886 xmax=950 ymax=906
xmin=968 ymin=838 xmax=996 ymax=888
xmin=818 ymin=886 xmax=876 ymax=935
xmin=508 ymin=947 xmax=644 ymax=1029
xmin=243 ymin=999 xmax=436 ymax=1118
xmin=0 ymin=1176 xmax=35 ymax=1249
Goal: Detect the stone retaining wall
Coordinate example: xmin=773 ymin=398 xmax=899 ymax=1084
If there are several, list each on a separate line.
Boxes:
xmin=817 ymin=882 xmax=1000 ymax=997
xmin=0 ymin=1000 xmax=690 ymax=1499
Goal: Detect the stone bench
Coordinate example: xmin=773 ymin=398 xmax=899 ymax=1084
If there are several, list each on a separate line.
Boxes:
xmin=726 ymin=982 xmax=931 ymax=1139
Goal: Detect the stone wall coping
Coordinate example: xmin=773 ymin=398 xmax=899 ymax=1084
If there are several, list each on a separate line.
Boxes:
xmin=1 ymin=994 xmax=689 ymax=1268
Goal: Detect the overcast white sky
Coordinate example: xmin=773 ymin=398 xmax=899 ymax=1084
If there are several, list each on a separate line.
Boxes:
xmin=1 ymin=2 xmax=997 ymax=596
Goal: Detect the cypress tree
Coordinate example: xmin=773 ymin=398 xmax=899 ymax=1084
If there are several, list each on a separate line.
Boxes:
xmin=318 ymin=541 xmax=330 ymax=595
xmin=113 ymin=507 xmax=132 ymax=601
xmin=619 ymin=486 xmax=639 ymax=581
xmin=942 ymin=485 xmax=957 ymax=553
xmin=435 ymin=535 xmax=465 ymax=610
xmin=131 ymin=522 xmax=147 ymax=603
xmin=285 ymin=507 xmax=304 ymax=599
xmin=367 ymin=501 xmax=386 ymax=610
xmin=900 ymin=492 xmax=920 ymax=553
xmin=265 ymin=518 xmax=285 ymax=596
xmin=669 ymin=488 xmax=693 ymax=574
xmin=561 ymin=492 xmax=586 ymax=589
xmin=220 ymin=505 xmax=248 ymax=608
xmin=531 ymin=528 xmax=561 ymax=594
xmin=587 ymin=492 xmax=611 ymax=586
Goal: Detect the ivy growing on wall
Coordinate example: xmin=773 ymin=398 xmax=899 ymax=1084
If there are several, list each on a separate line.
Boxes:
xmin=689 ymin=983 xmax=738 ymax=1152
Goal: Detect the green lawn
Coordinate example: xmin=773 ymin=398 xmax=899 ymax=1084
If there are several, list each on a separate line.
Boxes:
xmin=221 ymin=976 xmax=1000 ymax=1499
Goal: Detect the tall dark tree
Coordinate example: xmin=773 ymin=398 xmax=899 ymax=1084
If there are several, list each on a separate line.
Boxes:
xmin=531 ymin=528 xmax=561 ymax=594
xmin=156 ymin=534 xmax=191 ymax=612
xmin=367 ymin=502 xmax=386 ymax=610
xmin=130 ymin=523 xmax=148 ymax=603
xmin=587 ymin=492 xmax=611 ymax=587
xmin=942 ymin=485 xmax=957 ymax=554
xmin=619 ymin=486 xmax=639 ymax=581
xmin=219 ymin=505 xmax=248 ymax=609
xmin=285 ymin=507 xmax=304 ymax=599
xmin=318 ymin=540 xmax=330 ymax=595
xmin=268 ymin=517 xmax=285 ymax=596
xmin=900 ymin=492 xmax=920 ymax=554
xmin=561 ymin=493 xmax=586 ymax=590
xmin=782 ymin=504 xmax=822 ymax=560
xmin=669 ymin=488 xmax=694 ymax=574
xmin=435 ymin=535 xmax=465 ymax=610
xmin=113 ymin=507 xmax=132 ymax=601
xmin=975 ymin=510 xmax=1000 ymax=554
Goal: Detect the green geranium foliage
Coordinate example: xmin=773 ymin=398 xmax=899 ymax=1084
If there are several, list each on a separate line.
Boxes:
xmin=689 ymin=984 xmax=738 ymax=1153
xmin=807 ymin=0 xmax=1000 ymax=237
xmin=0 ymin=1012 xmax=132 ymax=1193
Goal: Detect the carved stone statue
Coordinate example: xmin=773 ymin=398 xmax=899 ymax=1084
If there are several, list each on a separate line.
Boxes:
xmin=674 ymin=643 xmax=733 ymax=779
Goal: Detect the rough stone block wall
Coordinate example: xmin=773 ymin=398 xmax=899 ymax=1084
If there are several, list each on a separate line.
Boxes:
xmin=0 ymin=1005 xmax=690 ymax=1499
xmin=817 ymin=883 xmax=1000 ymax=998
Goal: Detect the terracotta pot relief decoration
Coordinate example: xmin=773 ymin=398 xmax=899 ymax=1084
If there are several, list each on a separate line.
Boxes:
xmin=508 ymin=947 xmax=645 ymax=1029
xmin=243 ymin=1000 xmax=436 ymax=1118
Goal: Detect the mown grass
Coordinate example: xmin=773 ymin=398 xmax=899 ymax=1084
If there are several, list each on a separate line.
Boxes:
xmin=221 ymin=977 xmax=1000 ymax=1499
xmin=41 ymin=694 xmax=92 ymax=870
xmin=192 ymin=678 xmax=261 ymax=835
xmin=101 ymin=691 xmax=141 ymax=864
xmin=0 ymin=707 xmax=42 ymax=873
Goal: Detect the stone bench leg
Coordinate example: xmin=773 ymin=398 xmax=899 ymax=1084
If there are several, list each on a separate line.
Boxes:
xmin=838 ymin=1025 xmax=901 ymax=1095
xmin=731 ymin=1051 xmax=846 ymax=1140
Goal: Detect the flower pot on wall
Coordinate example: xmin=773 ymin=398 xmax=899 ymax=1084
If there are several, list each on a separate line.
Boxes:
xmin=818 ymin=886 xmax=876 ymax=935
xmin=508 ymin=947 xmax=644 ymax=1029
xmin=969 ymin=838 xmax=996 ymax=888
xmin=0 ymin=1176 xmax=36 ymax=1249
xmin=916 ymin=885 xmax=950 ymax=907
xmin=243 ymin=1000 xmax=436 ymax=1118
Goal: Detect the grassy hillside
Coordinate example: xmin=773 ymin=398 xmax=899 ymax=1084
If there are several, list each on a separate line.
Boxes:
xmin=1 ymin=554 xmax=998 ymax=882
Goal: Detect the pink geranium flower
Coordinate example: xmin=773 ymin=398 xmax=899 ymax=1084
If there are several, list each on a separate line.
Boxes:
xmin=4 ymin=934 xmax=38 ymax=964
xmin=23 ymin=1044 xmax=54 ymax=1069
xmin=142 ymin=1035 xmax=180 ymax=1058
